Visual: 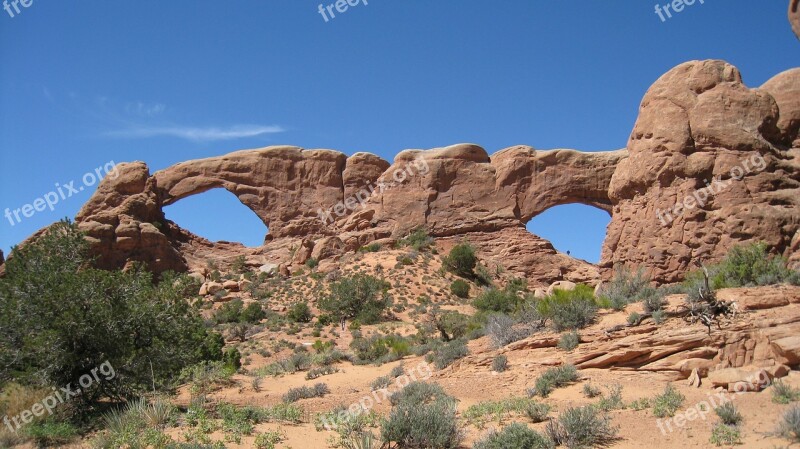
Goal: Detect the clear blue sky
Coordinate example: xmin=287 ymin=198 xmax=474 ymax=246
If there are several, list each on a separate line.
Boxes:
xmin=1 ymin=1 xmax=797 ymax=263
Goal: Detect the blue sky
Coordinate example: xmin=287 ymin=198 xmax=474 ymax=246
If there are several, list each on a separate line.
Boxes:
xmin=0 ymin=1 xmax=797 ymax=263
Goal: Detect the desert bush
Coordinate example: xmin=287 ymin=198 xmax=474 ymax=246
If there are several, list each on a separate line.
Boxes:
xmin=287 ymin=302 xmax=313 ymax=323
xmin=652 ymin=385 xmax=685 ymax=418
xmin=305 ymin=258 xmax=319 ymax=269
xmin=222 ymin=347 xmax=242 ymax=371
xmin=473 ymin=423 xmax=554 ymax=449
xmin=282 ymin=383 xmax=330 ymax=403
xmin=240 ymin=302 xmax=266 ymax=323
xmin=0 ymin=220 xmax=223 ymax=399
xmin=531 ymin=365 xmax=578 ymax=398
xmin=473 ymin=288 xmax=523 ymax=314
xmin=536 ymin=285 xmax=598 ymax=331
xmin=597 ymin=384 xmax=625 ymax=411
xmin=431 ymin=339 xmax=468 ymax=369
xmin=772 ymin=379 xmax=800 ymax=404
xmin=714 ymin=402 xmax=742 ymax=426
xmin=627 ymin=312 xmax=641 ymax=326
xmin=390 ymin=364 xmax=405 ymax=378
xmin=371 ymin=375 xmax=393 ymax=391
xmin=582 ymin=383 xmax=601 ymax=398
xmin=432 ymin=309 xmax=470 ymax=341
xmin=492 ymin=355 xmax=509 ymax=372
xmin=351 ymin=335 xmax=411 ymax=364
xmin=546 ymin=406 xmax=618 ymax=449
xmin=450 ymin=279 xmax=470 ymax=298
xmin=320 ymin=274 xmax=391 ymax=326
xmin=306 ymin=366 xmax=339 ymax=380
xmin=713 ymin=242 xmax=800 ymax=288
xmin=400 ymin=229 xmax=434 ymax=251
xmin=485 ymin=314 xmax=531 ymax=348
xmin=463 ymin=398 xmax=550 ymax=429
xmin=779 ymin=405 xmax=800 ymax=442
xmin=382 ymin=381 xmax=461 ymax=449
xmin=652 ymin=310 xmax=666 ymax=325
xmin=598 ymin=265 xmax=654 ymax=310
xmin=710 ymin=423 xmax=741 ymax=446
xmin=557 ymin=331 xmax=580 ymax=351
xmin=442 ymin=243 xmax=477 ymax=278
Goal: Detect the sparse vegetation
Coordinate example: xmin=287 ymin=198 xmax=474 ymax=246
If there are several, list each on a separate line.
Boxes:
xmin=531 ymin=365 xmax=578 ymax=398
xmin=473 ymin=422 xmax=554 ymax=449
xmin=320 ymin=274 xmax=391 ymax=327
xmin=557 ymin=331 xmax=580 ymax=351
xmin=779 ymin=405 xmax=800 ymax=442
xmin=287 ymin=302 xmax=313 ymax=323
xmin=772 ymin=379 xmax=800 ymax=404
xmin=715 ymin=402 xmax=743 ymax=426
xmin=431 ymin=338 xmax=469 ymax=369
xmin=546 ymin=405 xmax=618 ymax=449
xmin=282 ymin=383 xmax=330 ymax=403
xmin=652 ymin=385 xmax=685 ymax=418
xmin=710 ymin=423 xmax=741 ymax=446
xmin=492 ymin=355 xmax=509 ymax=372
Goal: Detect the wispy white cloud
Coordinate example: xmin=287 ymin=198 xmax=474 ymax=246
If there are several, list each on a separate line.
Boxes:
xmin=105 ymin=124 xmax=286 ymax=142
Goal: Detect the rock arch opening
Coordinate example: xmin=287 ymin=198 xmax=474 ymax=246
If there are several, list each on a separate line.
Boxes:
xmin=163 ymin=188 xmax=268 ymax=247
xmin=525 ymin=203 xmax=610 ymax=264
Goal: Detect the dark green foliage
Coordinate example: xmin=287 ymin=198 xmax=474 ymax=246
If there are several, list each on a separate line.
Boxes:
xmin=20 ymin=419 xmax=79 ymax=446
xmin=305 ymin=258 xmax=319 ymax=269
xmin=287 ymin=302 xmax=313 ymax=323
xmin=474 ymin=423 xmax=554 ymax=449
xmin=536 ymin=285 xmax=598 ymax=331
xmin=450 ymin=279 xmax=470 ymax=298
xmin=231 ymin=255 xmax=248 ymax=274
xmin=319 ymin=274 xmax=391 ymax=325
xmin=382 ymin=382 xmax=461 ymax=449
xmin=240 ymin=302 xmax=266 ymax=323
xmin=215 ymin=299 xmax=265 ymax=324
xmin=473 ymin=288 xmax=522 ymax=314
xmin=351 ymin=335 xmax=411 ymax=363
xmin=442 ymin=243 xmax=477 ymax=278
xmin=222 ymin=348 xmax=242 ymax=371
xmin=0 ymin=221 xmax=223 ymax=399
xmin=432 ymin=309 xmax=469 ymax=341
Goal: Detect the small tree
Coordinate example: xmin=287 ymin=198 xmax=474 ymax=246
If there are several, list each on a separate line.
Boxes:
xmin=443 ymin=243 xmax=477 ymax=278
xmin=319 ymin=274 xmax=391 ymax=329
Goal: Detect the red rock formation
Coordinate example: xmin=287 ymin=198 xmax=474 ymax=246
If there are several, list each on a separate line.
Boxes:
xmin=791 ymin=0 xmax=800 ymax=40
xmin=19 ymin=60 xmax=800 ymax=284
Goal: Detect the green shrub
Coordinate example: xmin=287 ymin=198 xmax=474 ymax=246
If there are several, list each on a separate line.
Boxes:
xmin=351 ymin=335 xmax=411 ymax=363
xmin=240 ymin=302 xmax=266 ymax=323
xmin=319 ymin=274 xmax=391 ymax=326
xmin=381 ymin=382 xmax=461 ymax=449
xmin=20 ymin=420 xmax=79 ymax=446
xmin=485 ymin=314 xmax=532 ymax=348
xmin=557 ymin=331 xmax=580 ymax=351
xmin=714 ymin=402 xmax=742 ymax=426
xmin=652 ymin=385 xmax=685 ymax=418
xmin=450 ymin=279 xmax=471 ymax=298
xmin=305 ymin=258 xmax=319 ymax=269
xmin=546 ymin=406 xmax=618 ymax=449
xmin=627 ymin=312 xmax=641 ymax=326
xmin=442 ymin=243 xmax=477 ymax=278
xmin=474 ymin=423 xmax=554 ymax=449
xmin=432 ymin=339 xmax=469 ymax=369
xmin=713 ymin=242 xmax=800 ymax=287
xmin=531 ymin=365 xmax=578 ymax=398
xmin=0 ymin=220 xmax=223 ymax=397
xmin=305 ymin=365 xmax=339 ymax=380
xmin=222 ymin=347 xmax=242 ymax=371
xmin=282 ymin=383 xmax=330 ymax=403
xmin=400 ymin=229 xmax=434 ymax=251
xmin=779 ymin=405 xmax=800 ymax=442
xmin=652 ymin=310 xmax=666 ymax=325
xmin=473 ymin=288 xmax=522 ymax=314
xmin=772 ymin=379 xmax=800 ymax=404
xmin=287 ymin=302 xmax=313 ymax=323
xmin=598 ymin=265 xmax=653 ymax=310
xmin=582 ymin=383 xmax=601 ymax=398
xmin=215 ymin=299 xmax=245 ymax=324
xmin=597 ymin=384 xmax=625 ymax=411
xmin=709 ymin=423 xmax=741 ymax=446
xmin=492 ymin=355 xmax=509 ymax=372
xmin=463 ymin=398 xmax=549 ymax=429
xmin=536 ymin=285 xmax=598 ymax=331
